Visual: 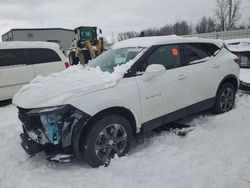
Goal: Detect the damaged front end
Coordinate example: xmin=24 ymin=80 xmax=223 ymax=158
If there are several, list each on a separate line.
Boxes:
xmin=18 ymin=105 xmax=90 ymax=162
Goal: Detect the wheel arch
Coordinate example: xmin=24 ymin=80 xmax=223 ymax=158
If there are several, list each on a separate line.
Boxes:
xmin=216 ymin=74 xmax=238 ymax=95
xmin=72 ymin=106 xmax=138 ymax=158
xmin=212 ymin=74 xmax=238 ymax=114
xmin=87 ymin=107 xmax=138 ymax=136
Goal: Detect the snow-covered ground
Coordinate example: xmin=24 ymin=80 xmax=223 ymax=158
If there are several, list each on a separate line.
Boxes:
xmin=240 ymin=68 xmax=250 ymax=83
xmin=0 ymin=92 xmax=250 ymax=188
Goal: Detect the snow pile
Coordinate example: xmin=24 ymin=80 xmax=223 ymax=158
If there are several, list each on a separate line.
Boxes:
xmin=1 ymin=93 xmax=250 ymax=187
xmin=13 ymin=62 xmax=134 ymax=109
xmin=240 ymin=68 xmax=250 ymax=83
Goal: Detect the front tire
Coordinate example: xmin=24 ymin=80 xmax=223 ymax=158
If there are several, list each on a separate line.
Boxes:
xmin=212 ymin=82 xmax=236 ymax=114
xmin=80 ymin=115 xmax=133 ymax=167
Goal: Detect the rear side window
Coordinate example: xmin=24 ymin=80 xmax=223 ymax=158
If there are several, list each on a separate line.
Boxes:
xmin=147 ymin=45 xmax=182 ymax=70
xmin=28 ymin=48 xmax=61 ymax=64
xmin=0 ymin=49 xmax=28 ymax=67
xmin=184 ymin=43 xmax=219 ymax=65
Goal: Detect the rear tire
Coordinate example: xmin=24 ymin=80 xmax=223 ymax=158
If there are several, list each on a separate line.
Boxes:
xmin=212 ymin=82 xmax=236 ymax=114
xmin=80 ymin=115 xmax=133 ymax=167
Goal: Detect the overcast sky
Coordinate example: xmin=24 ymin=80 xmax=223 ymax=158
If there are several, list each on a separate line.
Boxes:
xmin=0 ymin=0 xmax=249 ymax=40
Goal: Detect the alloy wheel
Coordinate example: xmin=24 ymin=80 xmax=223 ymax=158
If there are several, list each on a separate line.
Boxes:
xmin=220 ymin=87 xmax=234 ymax=112
xmin=95 ymin=124 xmax=127 ymax=163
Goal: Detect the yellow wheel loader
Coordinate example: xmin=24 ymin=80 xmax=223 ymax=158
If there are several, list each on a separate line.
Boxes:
xmin=68 ymin=26 xmax=105 ymax=65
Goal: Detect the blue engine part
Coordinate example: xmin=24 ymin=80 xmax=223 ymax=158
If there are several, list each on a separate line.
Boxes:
xmin=40 ymin=114 xmax=62 ymax=144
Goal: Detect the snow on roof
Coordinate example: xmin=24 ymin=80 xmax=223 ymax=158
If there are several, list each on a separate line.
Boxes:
xmin=112 ymin=35 xmax=223 ymax=49
xmin=226 ymin=38 xmax=250 ymax=44
xmin=225 ymin=38 xmax=250 ymax=52
xmin=0 ymin=41 xmax=60 ymax=49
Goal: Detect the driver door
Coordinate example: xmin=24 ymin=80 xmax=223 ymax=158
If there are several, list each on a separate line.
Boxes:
xmin=135 ymin=44 xmax=189 ymax=130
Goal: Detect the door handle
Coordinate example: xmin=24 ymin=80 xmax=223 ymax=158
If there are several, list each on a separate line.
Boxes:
xmin=212 ymin=63 xmax=220 ymax=68
xmin=178 ymin=74 xmax=187 ymax=80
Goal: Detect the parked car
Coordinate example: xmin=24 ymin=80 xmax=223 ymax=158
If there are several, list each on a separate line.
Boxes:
xmin=0 ymin=41 xmax=68 ymax=101
xmin=13 ymin=36 xmax=239 ymax=167
xmin=225 ymin=38 xmax=250 ymax=91
xmin=226 ymin=38 xmax=250 ymax=68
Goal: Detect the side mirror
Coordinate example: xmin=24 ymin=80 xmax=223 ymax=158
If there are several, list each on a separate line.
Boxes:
xmin=141 ymin=64 xmax=166 ymax=81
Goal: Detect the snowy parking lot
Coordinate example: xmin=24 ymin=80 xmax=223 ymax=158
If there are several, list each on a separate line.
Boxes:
xmin=0 ymin=92 xmax=250 ymax=188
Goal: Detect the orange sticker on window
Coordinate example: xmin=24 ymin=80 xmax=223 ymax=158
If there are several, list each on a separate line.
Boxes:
xmin=172 ymin=48 xmax=179 ymax=56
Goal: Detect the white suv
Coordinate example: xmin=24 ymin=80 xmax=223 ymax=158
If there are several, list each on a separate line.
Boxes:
xmin=0 ymin=41 xmax=67 ymax=101
xmin=13 ymin=36 xmax=239 ymax=167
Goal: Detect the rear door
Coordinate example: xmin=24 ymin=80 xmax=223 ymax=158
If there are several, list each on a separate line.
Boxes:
xmin=0 ymin=49 xmax=35 ymax=100
xmin=28 ymin=48 xmax=65 ymax=76
xmin=182 ymin=43 xmax=222 ymax=107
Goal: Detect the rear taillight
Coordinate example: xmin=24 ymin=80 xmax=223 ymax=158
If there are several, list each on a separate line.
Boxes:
xmin=234 ymin=58 xmax=240 ymax=66
xmin=64 ymin=62 xmax=70 ymax=68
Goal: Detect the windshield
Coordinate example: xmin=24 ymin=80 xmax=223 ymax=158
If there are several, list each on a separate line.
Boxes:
xmin=80 ymin=30 xmax=95 ymax=41
xmin=87 ymin=47 xmax=144 ymax=73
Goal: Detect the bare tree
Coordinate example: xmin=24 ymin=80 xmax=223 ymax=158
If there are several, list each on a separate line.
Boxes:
xmin=196 ymin=17 xmax=216 ymax=33
xmin=248 ymin=17 xmax=250 ymax=29
xmin=173 ymin=21 xmax=189 ymax=35
xmin=117 ymin=31 xmax=138 ymax=41
xmin=215 ymin=0 xmax=241 ymax=31
xmin=140 ymin=28 xmax=159 ymax=36
xmin=142 ymin=21 xmax=191 ymax=36
xmin=160 ymin=24 xmax=174 ymax=35
xmin=116 ymin=20 xmax=192 ymax=41
xmin=208 ymin=18 xmax=216 ymax=32
xmin=237 ymin=24 xmax=246 ymax=30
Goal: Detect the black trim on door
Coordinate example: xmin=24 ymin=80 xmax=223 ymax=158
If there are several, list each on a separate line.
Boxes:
xmin=124 ymin=44 xmax=186 ymax=78
xmin=124 ymin=46 xmax=156 ymax=78
xmin=141 ymin=97 xmax=216 ymax=132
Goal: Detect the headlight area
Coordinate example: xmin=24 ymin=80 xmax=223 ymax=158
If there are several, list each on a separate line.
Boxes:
xmin=40 ymin=114 xmax=62 ymax=145
xmin=18 ymin=105 xmax=91 ymax=162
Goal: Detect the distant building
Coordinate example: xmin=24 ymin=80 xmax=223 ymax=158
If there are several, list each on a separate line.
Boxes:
xmin=1 ymin=28 xmax=75 ymax=53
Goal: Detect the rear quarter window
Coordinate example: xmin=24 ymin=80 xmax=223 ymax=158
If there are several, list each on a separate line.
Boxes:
xmin=28 ymin=48 xmax=62 ymax=64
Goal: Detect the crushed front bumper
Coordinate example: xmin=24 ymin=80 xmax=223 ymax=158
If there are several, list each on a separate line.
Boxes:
xmin=20 ymin=132 xmax=44 ymax=157
xmin=20 ymin=131 xmax=73 ymax=162
xmin=17 ymin=105 xmax=91 ymax=162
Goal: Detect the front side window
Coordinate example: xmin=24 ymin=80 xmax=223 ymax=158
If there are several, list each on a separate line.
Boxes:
xmin=147 ymin=45 xmax=181 ymax=70
xmin=87 ymin=47 xmax=144 ymax=73
xmin=0 ymin=49 xmax=27 ymax=67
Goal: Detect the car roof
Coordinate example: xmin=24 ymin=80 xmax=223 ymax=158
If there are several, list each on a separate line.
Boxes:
xmin=0 ymin=41 xmax=60 ymax=50
xmin=225 ymin=38 xmax=250 ymax=44
xmin=112 ymin=35 xmax=223 ymax=49
xmin=225 ymin=38 xmax=250 ymax=52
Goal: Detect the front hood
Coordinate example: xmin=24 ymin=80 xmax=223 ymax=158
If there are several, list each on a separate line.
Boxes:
xmin=13 ymin=64 xmax=132 ymax=109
